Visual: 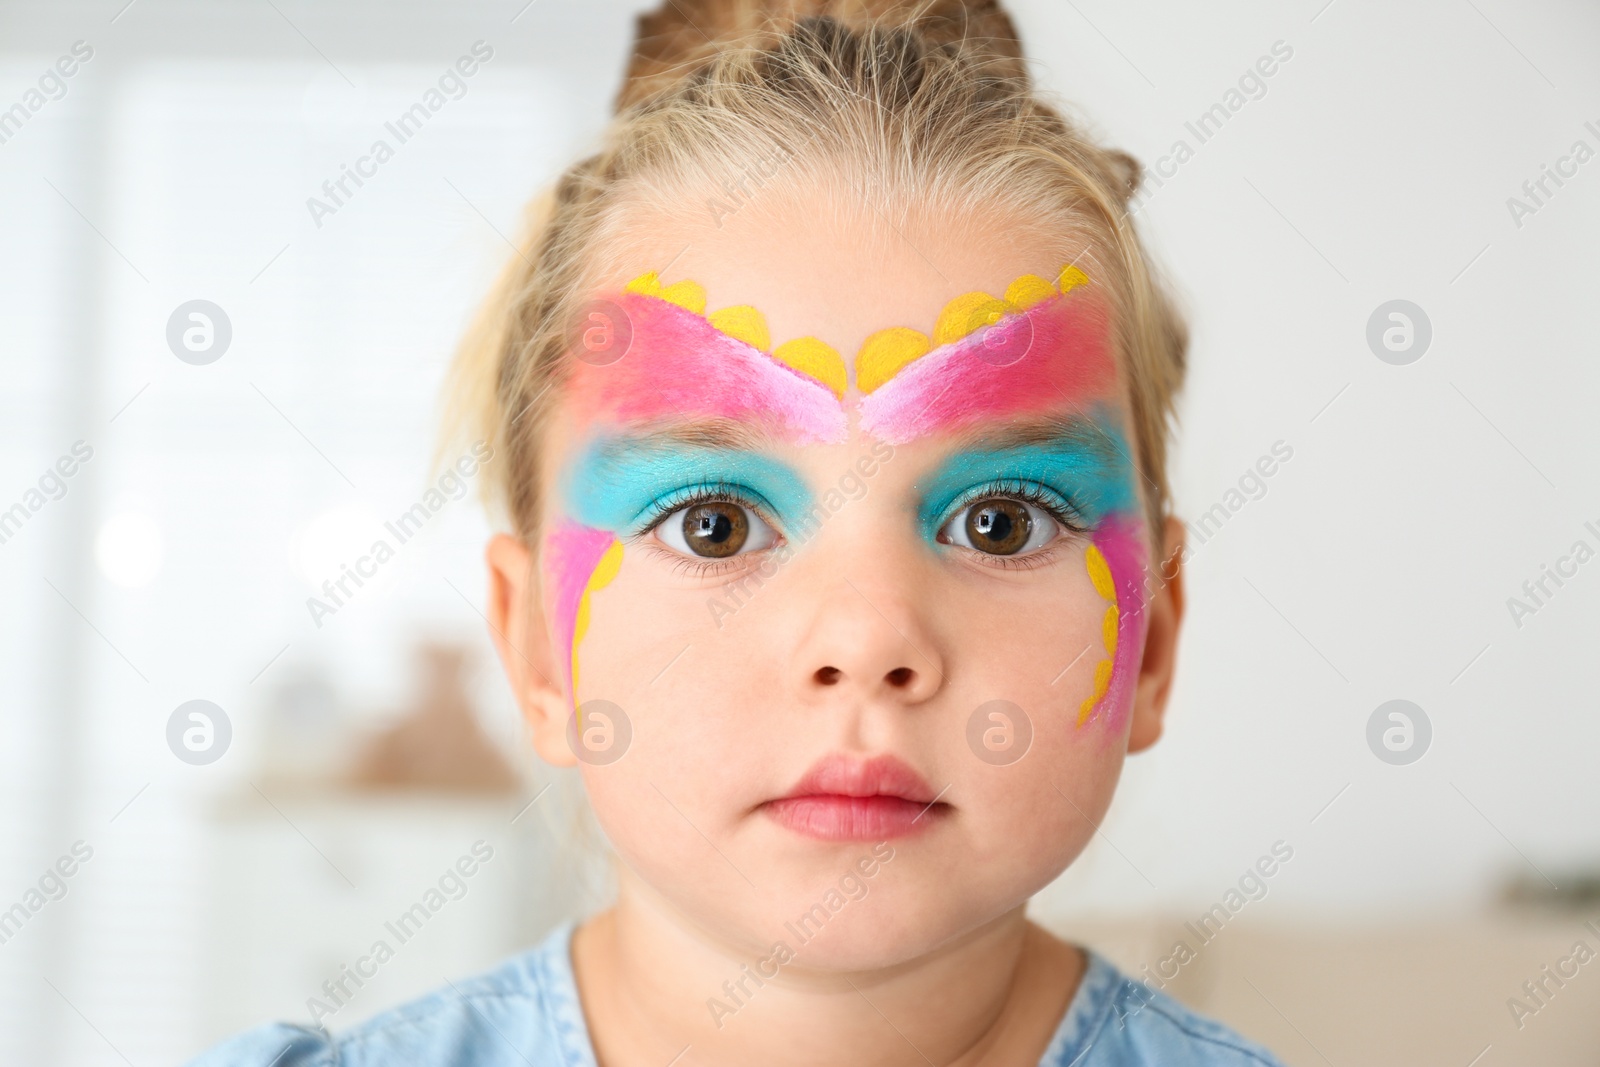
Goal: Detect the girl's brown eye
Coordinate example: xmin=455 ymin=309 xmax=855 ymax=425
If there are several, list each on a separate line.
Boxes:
xmin=654 ymin=498 xmax=778 ymax=562
xmin=681 ymin=501 xmax=749 ymax=557
xmin=938 ymin=496 xmax=1060 ymax=558
xmin=964 ymin=498 xmax=1031 ymax=555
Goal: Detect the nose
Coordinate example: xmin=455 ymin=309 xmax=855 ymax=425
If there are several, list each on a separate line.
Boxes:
xmin=793 ymin=577 xmax=945 ymax=705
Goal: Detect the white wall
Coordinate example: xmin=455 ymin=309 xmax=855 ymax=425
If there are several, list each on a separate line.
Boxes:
xmin=1013 ymin=0 xmax=1600 ymax=921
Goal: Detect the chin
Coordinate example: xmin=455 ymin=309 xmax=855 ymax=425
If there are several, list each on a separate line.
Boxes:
xmin=761 ymin=890 xmax=995 ymax=974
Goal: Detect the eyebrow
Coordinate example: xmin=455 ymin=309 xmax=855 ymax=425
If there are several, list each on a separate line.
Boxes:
xmin=914 ymin=411 xmax=1139 ymax=528
xmin=563 ymin=421 xmax=815 ymax=533
xmin=591 ymin=416 xmax=779 ymax=454
xmin=940 ymin=411 xmax=1119 ymax=456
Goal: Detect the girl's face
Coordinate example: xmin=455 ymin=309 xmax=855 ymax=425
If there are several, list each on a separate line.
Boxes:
xmin=488 ymin=191 xmax=1182 ymax=971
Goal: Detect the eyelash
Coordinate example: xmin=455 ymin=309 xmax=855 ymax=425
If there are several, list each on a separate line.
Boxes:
xmin=629 ymin=482 xmax=781 ymax=577
xmin=627 ymin=479 xmax=1090 ymax=574
xmin=939 ymin=479 xmax=1090 ymax=570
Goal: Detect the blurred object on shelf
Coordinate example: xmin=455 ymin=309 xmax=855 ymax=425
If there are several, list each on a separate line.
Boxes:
xmin=203 ymin=639 xmax=596 ymax=1043
xmin=1500 ymin=866 xmax=1600 ymax=911
xmin=348 ymin=642 xmax=519 ymax=793
xmin=255 ymin=660 xmax=355 ymax=789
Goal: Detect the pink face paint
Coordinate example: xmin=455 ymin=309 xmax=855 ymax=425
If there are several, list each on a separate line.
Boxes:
xmin=565 ymin=293 xmax=848 ymax=445
xmin=1080 ymin=513 xmax=1148 ymax=732
xmin=542 ymin=519 xmax=622 ymax=705
xmin=858 ymin=289 xmax=1115 ymax=445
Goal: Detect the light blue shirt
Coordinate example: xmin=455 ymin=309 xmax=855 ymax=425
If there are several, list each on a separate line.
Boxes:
xmin=190 ymin=920 xmax=1286 ymax=1066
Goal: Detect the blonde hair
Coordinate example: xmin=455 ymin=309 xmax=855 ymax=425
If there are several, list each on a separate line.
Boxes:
xmin=444 ymin=0 xmax=1187 ymax=541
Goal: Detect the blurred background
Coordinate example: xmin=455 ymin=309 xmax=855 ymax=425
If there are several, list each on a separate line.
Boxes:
xmin=1 ymin=0 xmax=1597 ymax=1063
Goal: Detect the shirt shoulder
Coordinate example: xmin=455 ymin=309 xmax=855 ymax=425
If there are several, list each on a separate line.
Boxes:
xmin=1043 ymin=950 xmax=1288 ymax=1067
xmin=184 ymin=922 xmax=596 ymax=1067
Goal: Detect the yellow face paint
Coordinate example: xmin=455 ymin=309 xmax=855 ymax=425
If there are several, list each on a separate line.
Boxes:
xmin=773 ymin=337 xmax=848 ymax=399
xmin=706 ymin=304 xmax=771 ymax=351
xmin=614 ymin=265 xmax=1095 ymax=401
xmin=854 ymin=266 xmax=1095 ymax=393
xmin=855 ymin=326 xmax=933 ymax=395
xmin=1058 ymin=265 xmax=1090 ymax=293
xmin=1078 ymin=543 xmax=1121 ymax=726
xmin=933 ymin=292 xmax=1010 ymax=347
xmin=570 ymin=539 xmax=624 ymax=699
xmin=1005 ymin=273 xmax=1058 ymax=310
xmin=621 ymin=273 xmax=849 ymax=398
xmin=625 ymin=271 xmax=707 ymax=314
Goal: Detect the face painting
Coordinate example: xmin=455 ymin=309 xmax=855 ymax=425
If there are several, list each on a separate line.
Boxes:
xmin=902 ymin=413 xmax=1149 ymax=731
xmin=546 ymin=272 xmax=845 ymax=711
xmin=544 ymin=264 xmax=1147 ymax=733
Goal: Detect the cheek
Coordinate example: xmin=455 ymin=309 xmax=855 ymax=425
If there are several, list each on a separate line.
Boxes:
xmin=572 ymin=564 xmax=786 ymax=909
xmin=940 ymin=535 xmax=1143 ymax=875
xmin=572 ymin=552 xmax=775 ymax=705
xmin=942 ymin=534 xmax=1143 ymax=741
xmin=570 ymin=552 xmax=782 ymax=789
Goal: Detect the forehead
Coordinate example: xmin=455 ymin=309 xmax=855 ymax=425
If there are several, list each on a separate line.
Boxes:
xmin=590 ymin=182 xmax=1092 ymax=365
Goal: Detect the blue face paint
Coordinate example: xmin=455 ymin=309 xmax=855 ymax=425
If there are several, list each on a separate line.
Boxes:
xmin=916 ymin=415 xmax=1138 ymax=542
xmin=563 ymin=434 xmax=816 ymax=536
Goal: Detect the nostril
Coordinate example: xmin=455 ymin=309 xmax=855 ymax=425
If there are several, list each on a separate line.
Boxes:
xmin=885 ymin=666 xmax=915 ymax=688
xmin=814 ymin=666 xmax=842 ymax=686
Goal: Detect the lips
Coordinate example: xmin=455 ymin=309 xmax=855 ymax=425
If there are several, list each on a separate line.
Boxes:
xmin=762 ymin=753 xmax=950 ymax=841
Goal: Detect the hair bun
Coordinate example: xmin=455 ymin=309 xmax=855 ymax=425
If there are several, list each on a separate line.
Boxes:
xmin=618 ymin=0 xmax=1024 ymax=111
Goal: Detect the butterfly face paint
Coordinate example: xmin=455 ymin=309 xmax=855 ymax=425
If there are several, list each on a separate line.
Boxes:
xmin=1080 ymin=512 xmax=1147 ymax=729
xmin=544 ymin=430 xmax=816 ymax=707
xmin=563 ymin=434 xmax=815 ymax=536
xmin=548 ymin=265 xmax=1146 ymax=731
xmin=912 ymin=418 xmax=1137 ymax=542
xmin=543 ymin=520 xmax=623 ymax=702
xmin=546 ymin=272 xmax=847 ymax=707
xmin=847 ymin=270 xmax=1144 ymax=732
xmin=911 ymin=411 xmax=1148 ymax=731
xmin=562 ymin=273 xmax=849 ymax=447
xmin=858 ymin=281 xmax=1116 ymax=446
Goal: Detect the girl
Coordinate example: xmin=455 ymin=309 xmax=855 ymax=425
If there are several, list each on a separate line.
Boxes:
xmin=198 ymin=1 xmax=1286 ymax=1063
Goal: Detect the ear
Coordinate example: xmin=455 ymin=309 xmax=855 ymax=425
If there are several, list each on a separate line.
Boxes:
xmin=1127 ymin=516 xmax=1185 ymax=754
xmin=485 ymin=533 xmax=578 ymax=768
